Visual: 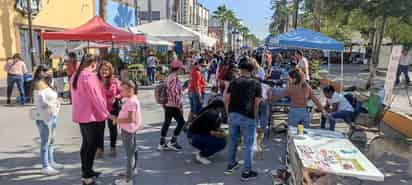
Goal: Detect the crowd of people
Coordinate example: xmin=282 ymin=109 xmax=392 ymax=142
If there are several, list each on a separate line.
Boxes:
xmin=26 ymin=46 xmax=406 ymax=185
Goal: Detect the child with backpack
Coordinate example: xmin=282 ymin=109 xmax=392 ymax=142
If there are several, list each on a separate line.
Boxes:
xmin=112 ymin=80 xmax=142 ymax=185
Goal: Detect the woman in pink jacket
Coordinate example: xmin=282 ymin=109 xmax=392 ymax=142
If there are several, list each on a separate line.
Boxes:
xmin=97 ymin=61 xmax=122 ymax=158
xmin=71 ymin=55 xmax=109 ymax=185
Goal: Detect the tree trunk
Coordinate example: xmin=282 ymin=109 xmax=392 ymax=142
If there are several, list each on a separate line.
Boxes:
xmin=220 ymin=20 xmax=225 ymax=50
xmin=99 ymin=0 xmax=107 ymax=20
xmin=278 ymin=0 xmax=288 ymax=33
xmin=228 ymin=25 xmax=233 ymax=51
xmin=293 ymin=0 xmax=299 ymax=29
xmin=134 ymin=0 xmax=139 ymax=25
xmin=366 ymin=16 xmax=388 ymax=90
xmin=313 ymin=0 xmax=321 ymax=32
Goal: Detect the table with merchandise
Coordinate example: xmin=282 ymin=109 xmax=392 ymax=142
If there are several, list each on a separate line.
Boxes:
xmin=286 ymin=127 xmax=384 ymax=185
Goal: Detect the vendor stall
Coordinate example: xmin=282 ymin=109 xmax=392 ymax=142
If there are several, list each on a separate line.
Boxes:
xmin=129 ymin=20 xmax=216 ymax=49
xmin=265 ymin=28 xmax=345 ymax=87
xmin=41 ymin=16 xmax=146 ymax=97
xmin=286 ymin=127 xmax=384 ymax=185
xmin=41 ymin=16 xmax=145 ymax=44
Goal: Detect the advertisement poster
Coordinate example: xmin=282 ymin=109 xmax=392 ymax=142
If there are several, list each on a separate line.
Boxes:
xmin=383 ymin=45 xmax=403 ymax=105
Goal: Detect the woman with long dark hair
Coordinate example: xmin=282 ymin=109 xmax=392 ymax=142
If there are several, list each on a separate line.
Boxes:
xmin=96 ymin=61 xmax=122 ymax=157
xmin=71 ymin=55 xmax=110 ymax=185
xmin=32 ymin=65 xmax=63 ymax=175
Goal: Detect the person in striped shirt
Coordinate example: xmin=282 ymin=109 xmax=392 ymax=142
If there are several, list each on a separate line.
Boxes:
xmin=158 ymin=59 xmax=186 ymax=151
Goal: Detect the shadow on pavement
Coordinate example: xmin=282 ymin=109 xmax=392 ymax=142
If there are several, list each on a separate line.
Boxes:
xmin=0 ymin=124 xmax=283 ymax=185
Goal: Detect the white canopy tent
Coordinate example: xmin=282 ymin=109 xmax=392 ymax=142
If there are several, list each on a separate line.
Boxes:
xmin=145 ymin=35 xmax=175 ymax=47
xmin=130 ymin=20 xmax=199 ymax=42
xmin=181 ymin=26 xmax=217 ymax=47
xmin=129 ymin=20 xmax=216 ymax=47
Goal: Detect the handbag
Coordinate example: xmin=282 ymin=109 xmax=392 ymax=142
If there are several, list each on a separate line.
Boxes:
xmin=110 ymin=98 xmax=123 ymax=116
xmin=30 ymin=107 xmax=42 ymax=120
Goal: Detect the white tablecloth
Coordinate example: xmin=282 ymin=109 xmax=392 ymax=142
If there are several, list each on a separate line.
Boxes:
xmin=289 ymin=127 xmax=384 ymax=181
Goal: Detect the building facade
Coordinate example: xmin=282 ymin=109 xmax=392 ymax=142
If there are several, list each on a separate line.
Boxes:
xmin=208 ymin=16 xmax=224 ymax=49
xmin=180 ymin=0 xmax=208 ymax=35
xmin=137 ymin=0 xmax=209 ymax=35
xmin=0 ymin=0 xmax=95 ymax=78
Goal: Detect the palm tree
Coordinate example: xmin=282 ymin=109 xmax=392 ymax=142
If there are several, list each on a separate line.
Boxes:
xmin=225 ymin=10 xmax=237 ymax=51
xmin=212 ymin=5 xmax=229 ymax=49
xmin=99 ymin=0 xmax=108 ymax=20
xmin=238 ymin=26 xmax=249 ymax=46
xmin=269 ymin=0 xmax=289 ymax=34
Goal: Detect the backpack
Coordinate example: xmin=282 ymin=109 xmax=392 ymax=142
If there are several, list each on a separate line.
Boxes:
xmin=154 ymin=81 xmax=168 ymax=104
xmin=217 ymin=64 xmax=228 ymax=80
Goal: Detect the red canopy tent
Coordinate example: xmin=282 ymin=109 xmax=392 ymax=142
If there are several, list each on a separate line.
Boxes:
xmin=41 ymin=16 xmax=145 ymax=43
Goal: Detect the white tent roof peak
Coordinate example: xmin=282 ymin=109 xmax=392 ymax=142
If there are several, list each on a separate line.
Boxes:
xmin=130 ymin=20 xmax=200 ymax=42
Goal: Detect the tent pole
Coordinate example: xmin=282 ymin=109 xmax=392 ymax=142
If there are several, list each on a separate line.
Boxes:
xmin=87 ymin=41 xmax=90 ymax=54
xmin=327 ymin=51 xmax=330 ymax=79
xmin=341 ymin=52 xmax=344 ymax=90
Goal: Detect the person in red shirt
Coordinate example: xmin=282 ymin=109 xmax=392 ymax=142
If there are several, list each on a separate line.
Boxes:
xmin=188 ymin=59 xmax=206 ymax=122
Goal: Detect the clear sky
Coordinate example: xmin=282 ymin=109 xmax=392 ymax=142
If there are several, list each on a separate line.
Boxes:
xmin=98 ymin=0 xmax=272 ymax=39
xmin=198 ymin=0 xmax=272 ymax=39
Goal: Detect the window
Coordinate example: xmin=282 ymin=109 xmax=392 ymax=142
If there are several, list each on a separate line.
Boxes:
xmin=19 ymin=28 xmax=41 ymax=72
xmin=139 ymin=11 xmax=161 ymax=21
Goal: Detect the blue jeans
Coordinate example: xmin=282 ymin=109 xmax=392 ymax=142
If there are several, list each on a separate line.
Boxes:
xmin=257 ymin=100 xmax=269 ymax=131
xmin=321 ymin=111 xmax=354 ymax=131
xmin=189 ymin=93 xmax=202 ymax=114
xmin=35 ymin=116 xmax=57 ymax=168
xmin=228 ymin=113 xmax=256 ymax=172
xmin=396 ymin=65 xmax=410 ymax=85
xmin=147 ymin=67 xmax=156 ymax=83
xmin=288 ymin=108 xmax=310 ymax=128
xmin=7 ymin=74 xmax=25 ymax=103
xmin=188 ymin=133 xmax=226 ymax=157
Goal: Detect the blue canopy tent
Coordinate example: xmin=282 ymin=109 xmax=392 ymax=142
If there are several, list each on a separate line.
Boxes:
xmin=265 ymin=28 xmax=345 ymax=86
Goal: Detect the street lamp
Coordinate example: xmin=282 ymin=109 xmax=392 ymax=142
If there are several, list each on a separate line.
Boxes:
xmin=16 ymin=0 xmax=42 ymax=69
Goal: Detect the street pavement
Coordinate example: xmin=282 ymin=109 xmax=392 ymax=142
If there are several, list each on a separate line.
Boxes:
xmin=0 ymin=87 xmax=283 ymax=185
xmin=0 ymin=64 xmax=412 ymax=185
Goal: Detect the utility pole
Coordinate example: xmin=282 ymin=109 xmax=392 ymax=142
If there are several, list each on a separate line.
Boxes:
xmin=134 ymin=0 xmax=139 ymax=25
xmin=148 ymin=0 xmax=152 ymax=22
xmin=27 ymin=0 xmax=36 ymax=69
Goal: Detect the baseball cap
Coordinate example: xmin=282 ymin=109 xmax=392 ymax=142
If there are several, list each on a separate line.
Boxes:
xmin=170 ymin=60 xmax=184 ymax=69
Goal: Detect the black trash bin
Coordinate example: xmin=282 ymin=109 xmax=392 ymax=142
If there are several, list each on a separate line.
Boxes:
xmin=24 ymin=73 xmax=33 ymax=103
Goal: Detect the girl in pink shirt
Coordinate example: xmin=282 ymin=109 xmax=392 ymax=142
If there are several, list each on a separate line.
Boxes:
xmin=113 ymin=80 xmax=141 ymax=185
xmin=97 ymin=61 xmax=122 ymax=157
xmin=71 ymin=55 xmax=109 ymax=185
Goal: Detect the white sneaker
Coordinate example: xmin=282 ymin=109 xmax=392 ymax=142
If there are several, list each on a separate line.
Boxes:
xmin=50 ymin=162 xmax=64 ymax=170
xmin=157 ymin=143 xmax=169 ymax=151
xmin=196 ymin=152 xmax=211 ymax=165
xmin=42 ymin=167 xmax=59 ymax=175
xmin=114 ymin=178 xmax=133 ymax=185
xmin=134 ymin=168 xmax=140 ymax=175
